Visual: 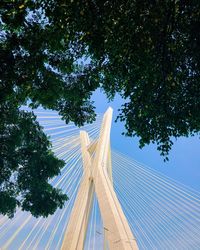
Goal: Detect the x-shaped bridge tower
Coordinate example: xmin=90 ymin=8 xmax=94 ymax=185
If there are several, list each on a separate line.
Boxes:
xmin=61 ymin=107 xmax=138 ymax=250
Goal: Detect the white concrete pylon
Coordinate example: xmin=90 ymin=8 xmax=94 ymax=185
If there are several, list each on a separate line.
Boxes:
xmin=61 ymin=131 xmax=94 ymax=250
xmin=61 ymin=107 xmax=138 ymax=250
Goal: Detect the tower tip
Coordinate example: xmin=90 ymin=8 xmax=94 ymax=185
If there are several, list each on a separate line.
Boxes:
xmin=107 ymin=106 xmax=113 ymax=112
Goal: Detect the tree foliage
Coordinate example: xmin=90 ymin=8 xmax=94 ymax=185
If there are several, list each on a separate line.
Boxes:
xmin=1 ymin=0 xmax=200 ymax=215
xmin=0 ymin=102 xmax=68 ymax=217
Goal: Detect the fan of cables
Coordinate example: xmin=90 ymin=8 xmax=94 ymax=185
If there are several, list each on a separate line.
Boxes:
xmin=0 ymin=109 xmax=200 ymax=250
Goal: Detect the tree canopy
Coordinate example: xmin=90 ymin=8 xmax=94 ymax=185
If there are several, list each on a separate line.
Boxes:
xmin=0 ymin=102 xmax=68 ymax=217
xmin=1 ymin=0 xmax=200 ymax=216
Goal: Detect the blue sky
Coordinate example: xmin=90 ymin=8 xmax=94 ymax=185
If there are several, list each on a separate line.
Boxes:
xmin=1 ymin=89 xmax=199 ymax=250
xmin=92 ymin=89 xmax=200 ymax=192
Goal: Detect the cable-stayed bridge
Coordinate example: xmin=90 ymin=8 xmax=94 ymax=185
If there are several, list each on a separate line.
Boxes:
xmin=0 ymin=107 xmax=200 ymax=250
